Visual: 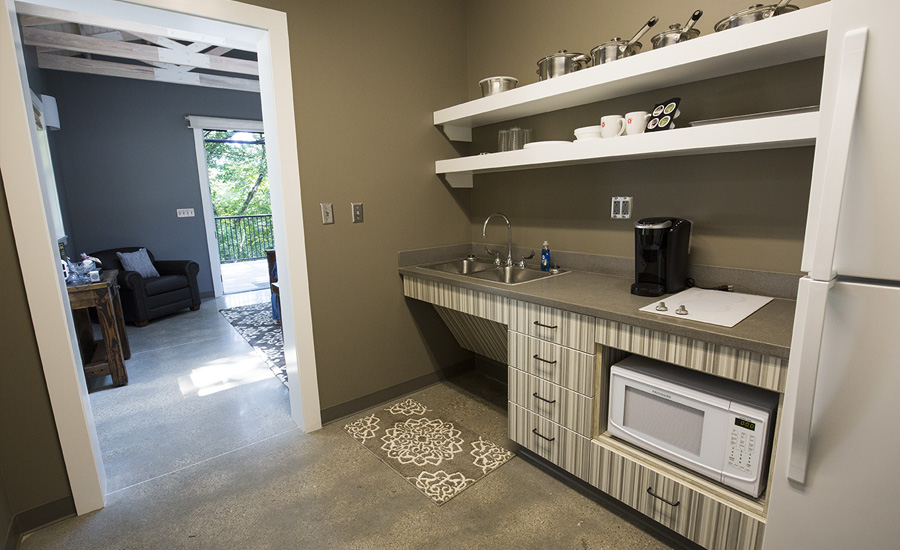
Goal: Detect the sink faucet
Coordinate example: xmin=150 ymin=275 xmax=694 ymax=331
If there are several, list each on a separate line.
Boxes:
xmin=482 ymin=212 xmax=513 ymax=267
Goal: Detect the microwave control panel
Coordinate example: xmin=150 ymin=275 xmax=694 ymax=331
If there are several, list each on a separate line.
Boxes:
xmin=725 ymin=416 xmax=762 ymax=479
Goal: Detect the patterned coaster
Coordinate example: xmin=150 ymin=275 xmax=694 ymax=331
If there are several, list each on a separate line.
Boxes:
xmin=344 ymin=398 xmax=514 ymax=505
xmin=220 ymin=303 xmax=287 ymax=387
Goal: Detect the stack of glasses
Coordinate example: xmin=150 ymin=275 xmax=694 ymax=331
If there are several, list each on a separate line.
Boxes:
xmin=498 ymin=127 xmax=532 ymax=151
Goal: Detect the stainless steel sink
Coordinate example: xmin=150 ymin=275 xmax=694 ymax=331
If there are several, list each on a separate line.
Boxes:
xmin=421 ymin=258 xmax=497 ymax=275
xmin=421 ymin=258 xmax=566 ymax=285
xmin=468 ymin=266 xmax=566 ymax=285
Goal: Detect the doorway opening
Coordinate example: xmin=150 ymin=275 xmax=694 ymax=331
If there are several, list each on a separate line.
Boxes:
xmin=204 ymin=128 xmax=272 ymax=295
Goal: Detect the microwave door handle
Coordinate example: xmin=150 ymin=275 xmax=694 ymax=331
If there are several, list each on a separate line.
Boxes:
xmin=786 ymin=278 xmax=832 ymax=484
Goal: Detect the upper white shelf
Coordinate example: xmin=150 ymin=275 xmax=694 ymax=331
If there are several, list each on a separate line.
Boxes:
xmin=436 ymin=111 xmax=819 ymax=188
xmin=434 ymin=3 xmax=830 ymax=142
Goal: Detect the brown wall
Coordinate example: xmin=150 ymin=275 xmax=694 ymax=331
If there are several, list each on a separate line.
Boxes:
xmin=241 ymin=0 xmax=473 ymax=413
xmin=465 ymin=0 xmax=828 ymax=273
xmin=0 ymin=171 xmax=72 ymax=528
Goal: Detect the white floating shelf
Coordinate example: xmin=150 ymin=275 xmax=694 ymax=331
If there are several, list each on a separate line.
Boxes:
xmin=436 ymin=112 xmax=819 ymax=188
xmin=434 ymin=3 xmax=830 ymax=142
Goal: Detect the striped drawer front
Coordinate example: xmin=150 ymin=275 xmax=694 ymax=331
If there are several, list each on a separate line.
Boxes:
xmin=596 ymin=318 xmax=787 ymax=393
xmin=509 ymin=301 xmax=596 ymax=353
xmin=589 ymin=441 xmax=764 ymax=550
xmin=508 ymin=403 xmax=590 ymax=480
xmin=508 ymin=367 xmax=593 ymax=437
xmin=402 ymin=275 xmax=508 ymax=323
xmin=508 ymin=332 xmax=594 ymax=396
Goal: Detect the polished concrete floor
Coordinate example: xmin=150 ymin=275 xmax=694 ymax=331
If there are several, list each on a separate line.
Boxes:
xmin=23 ymin=294 xmax=673 ymax=549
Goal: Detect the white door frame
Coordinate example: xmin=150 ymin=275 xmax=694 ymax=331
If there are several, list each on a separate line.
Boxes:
xmin=1 ymin=0 xmax=321 ymax=515
xmin=188 ymin=116 xmax=265 ymax=298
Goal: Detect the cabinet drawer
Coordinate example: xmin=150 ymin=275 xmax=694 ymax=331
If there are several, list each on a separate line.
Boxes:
xmin=508 ymin=403 xmax=590 ymax=480
xmin=508 ymin=367 xmax=593 ymax=437
xmin=510 ymin=301 xmax=595 ymax=353
xmin=589 ymin=441 xmax=764 ymax=550
xmin=508 ymin=332 xmax=594 ymax=396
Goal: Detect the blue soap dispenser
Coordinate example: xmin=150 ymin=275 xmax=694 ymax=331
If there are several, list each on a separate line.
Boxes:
xmin=541 ymin=241 xmax=551 ymax=271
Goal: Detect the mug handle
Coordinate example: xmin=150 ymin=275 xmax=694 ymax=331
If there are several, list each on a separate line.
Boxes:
xmin=616 ymin=118 xmax=626 ymax=136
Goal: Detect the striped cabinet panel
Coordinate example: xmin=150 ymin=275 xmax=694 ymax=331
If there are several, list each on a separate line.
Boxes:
xmin=508 ymin=403 xmax=591 ymax=481
xmin=508 ymin=367 xmax=593 ymax=437
xmin=589 ymin=441 xmax=764 ymax=550
xmin=508 ymin=332 xmax=594 ymax=396
xmin=509 ymin=301 xmax=596 ymax=353
xmin=595 ymin=319 xmax=787 ymax=393
xmin=402 ymin=276 xmax=508 ymax=323
xmin=434 ymin=306 xmax=508 ymax=364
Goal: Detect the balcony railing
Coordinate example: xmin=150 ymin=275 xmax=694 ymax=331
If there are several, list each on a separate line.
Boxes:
xmin=214 ymin=214 xmax=274 ymax=263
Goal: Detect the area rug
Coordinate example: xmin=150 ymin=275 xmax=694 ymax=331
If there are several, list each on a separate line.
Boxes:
xmin=343 ymin=398 xmax=514 ymax=505
xmin=220 ymin=302 xmax=287 ymax=387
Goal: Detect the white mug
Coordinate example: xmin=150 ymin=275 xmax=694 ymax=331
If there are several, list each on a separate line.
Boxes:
xmin=625 ymin=111 xmax=651 ymax=135
xmin=600 ymin=115 xmax=626 ymax=138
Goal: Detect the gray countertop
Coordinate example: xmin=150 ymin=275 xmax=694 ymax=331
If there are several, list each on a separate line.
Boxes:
xmin=399 ymin=263 xmax=794 ymax=360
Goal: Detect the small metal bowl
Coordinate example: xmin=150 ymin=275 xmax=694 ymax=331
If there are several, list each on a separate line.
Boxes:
xmin=479 ymin=76 xmax=518 ymax=97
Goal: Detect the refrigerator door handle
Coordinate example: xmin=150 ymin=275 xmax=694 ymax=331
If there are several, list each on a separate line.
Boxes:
xmin=786 ymin=278 xmax=833 ymax=484
xmin=808 ymin=28 xmax=869 ymax=281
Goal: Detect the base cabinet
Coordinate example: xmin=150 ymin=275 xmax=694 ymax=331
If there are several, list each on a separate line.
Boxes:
xmin=588 ymin=440 xmax=765 ymax=550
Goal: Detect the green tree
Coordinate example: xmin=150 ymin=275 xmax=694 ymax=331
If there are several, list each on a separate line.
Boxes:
xmin=204 ymin=130 xmax=270 ymax=216
xmin=205 ymin=131 xmax=273 ymax=261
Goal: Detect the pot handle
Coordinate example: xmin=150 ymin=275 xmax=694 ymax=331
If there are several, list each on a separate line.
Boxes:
xmin=573 ymin=53 xmax=591 ymax=70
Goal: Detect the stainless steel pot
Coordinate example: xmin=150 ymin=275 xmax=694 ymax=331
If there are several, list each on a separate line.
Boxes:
xmin=714 ymin=1 xmax=798 ymax=32
xmin=651 ymin=10 xmax=703 ymax=49
xmin=536 ymin=50 xmax=590 ymax=80
xmin=479 ymin=76 xmax=518 ymax=97
xmin=590 ymin=16 xmax=658 ymax=66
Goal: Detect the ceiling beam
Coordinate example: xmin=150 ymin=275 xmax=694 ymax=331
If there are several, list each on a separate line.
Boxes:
xmin=22 ymin=27 xmax=258 ymax=76
xmin=17 ymin=14 xmax=63 ymax=26
xmin=37 ymin=53 xmax=260 ymax=93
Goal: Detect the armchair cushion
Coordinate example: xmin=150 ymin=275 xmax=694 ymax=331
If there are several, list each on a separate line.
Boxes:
xmin=116 ymin=248 xmax=160 ymax=278
xmin=144 ymin=275 xmax=190 ymax=296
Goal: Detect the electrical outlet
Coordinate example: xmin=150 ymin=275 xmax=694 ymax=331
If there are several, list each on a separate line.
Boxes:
xmin=351 ymin=202 xmax=364 ymax=223
xmin=611 ymin=197 xmax=632 ymax=219
xmin=320 ymin=203 xmax=334 ymax=225
xmin=176 ymin=208 xmax=195 ymax=218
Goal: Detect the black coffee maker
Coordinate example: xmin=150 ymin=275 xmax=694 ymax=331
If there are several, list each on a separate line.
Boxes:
xmin=630 ymin=217 xmax=692 ymax=297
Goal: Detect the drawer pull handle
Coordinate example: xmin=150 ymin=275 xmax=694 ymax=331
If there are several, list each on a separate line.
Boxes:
xmin=646 ymin=486 xmax=680 ymax=507
xmin=533 ymin=321 xmax=558 ymax=329
xmin=532 ymin=428 xmax=555 ymax=442
xmin=532 ymin=354 xmax=557 ymax=365
xmin=532 ymin=392 xmax=557 ymax=404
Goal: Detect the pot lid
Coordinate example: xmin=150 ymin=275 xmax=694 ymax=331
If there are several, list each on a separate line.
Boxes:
xmin=714 ymin=3 xmax=799 ymax=29
xmin=538 ymin=50 xmax=587 ymax=62
xmin=651 ymin=23 xmax=700 ymax=41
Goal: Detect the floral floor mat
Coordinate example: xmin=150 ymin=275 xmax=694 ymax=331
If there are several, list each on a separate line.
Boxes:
xmin=220 ymin=302 xmax=287 ymax=387
xmin=343 ymin=398 xmax=514 ymax=505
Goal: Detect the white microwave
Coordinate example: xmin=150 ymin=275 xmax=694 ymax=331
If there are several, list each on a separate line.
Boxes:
xmin=608 ymin=355 xmax=779 ymax=498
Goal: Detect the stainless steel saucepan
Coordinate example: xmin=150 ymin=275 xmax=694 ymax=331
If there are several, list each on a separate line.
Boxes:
xmin=536 ymin=50 xmax=591 ymax=80
xmin=651 ymin=10 xmax=703 ymax=49
xmin=590 ymin=16 xmax=658 ymax=66
xmin=714 ymin=0 xmax=798 ymax=32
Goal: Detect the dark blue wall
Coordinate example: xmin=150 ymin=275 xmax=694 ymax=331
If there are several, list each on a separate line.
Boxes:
xmin=43 ymin=71 xmax=262 ymax=295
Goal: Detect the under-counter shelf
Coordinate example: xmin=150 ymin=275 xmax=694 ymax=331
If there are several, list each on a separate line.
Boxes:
xmin=433 ymin=3 xmax=829 ymax=142
xmin=437 ymin=111 xmax=818 ymax=188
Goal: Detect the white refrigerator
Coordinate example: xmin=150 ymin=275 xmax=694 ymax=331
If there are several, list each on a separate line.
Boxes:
xmin=763 ymin=1 xmax=900 ymax=548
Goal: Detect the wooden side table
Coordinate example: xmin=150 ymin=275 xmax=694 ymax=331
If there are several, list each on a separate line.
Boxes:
xmin=67 ymin=269 xmax=131 ymax=386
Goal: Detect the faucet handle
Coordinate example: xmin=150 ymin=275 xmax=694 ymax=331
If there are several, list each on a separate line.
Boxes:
xmin=517 ymin=250 xmax=536 ymax=268
xmin=485 ymin=247 xmax=502 ymax=265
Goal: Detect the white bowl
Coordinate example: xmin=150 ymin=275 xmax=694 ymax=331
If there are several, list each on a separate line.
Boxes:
xmin=574 ymin=125 xmax=602 ymax=134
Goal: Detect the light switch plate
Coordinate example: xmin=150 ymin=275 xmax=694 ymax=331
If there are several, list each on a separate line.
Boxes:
xmin=320 ymin=203 xmax=334 ymax=225
xmin=176 ymin=208 xmax=195 ymax=218
xmin=351 ymin=202 xmax=364 ymax=223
